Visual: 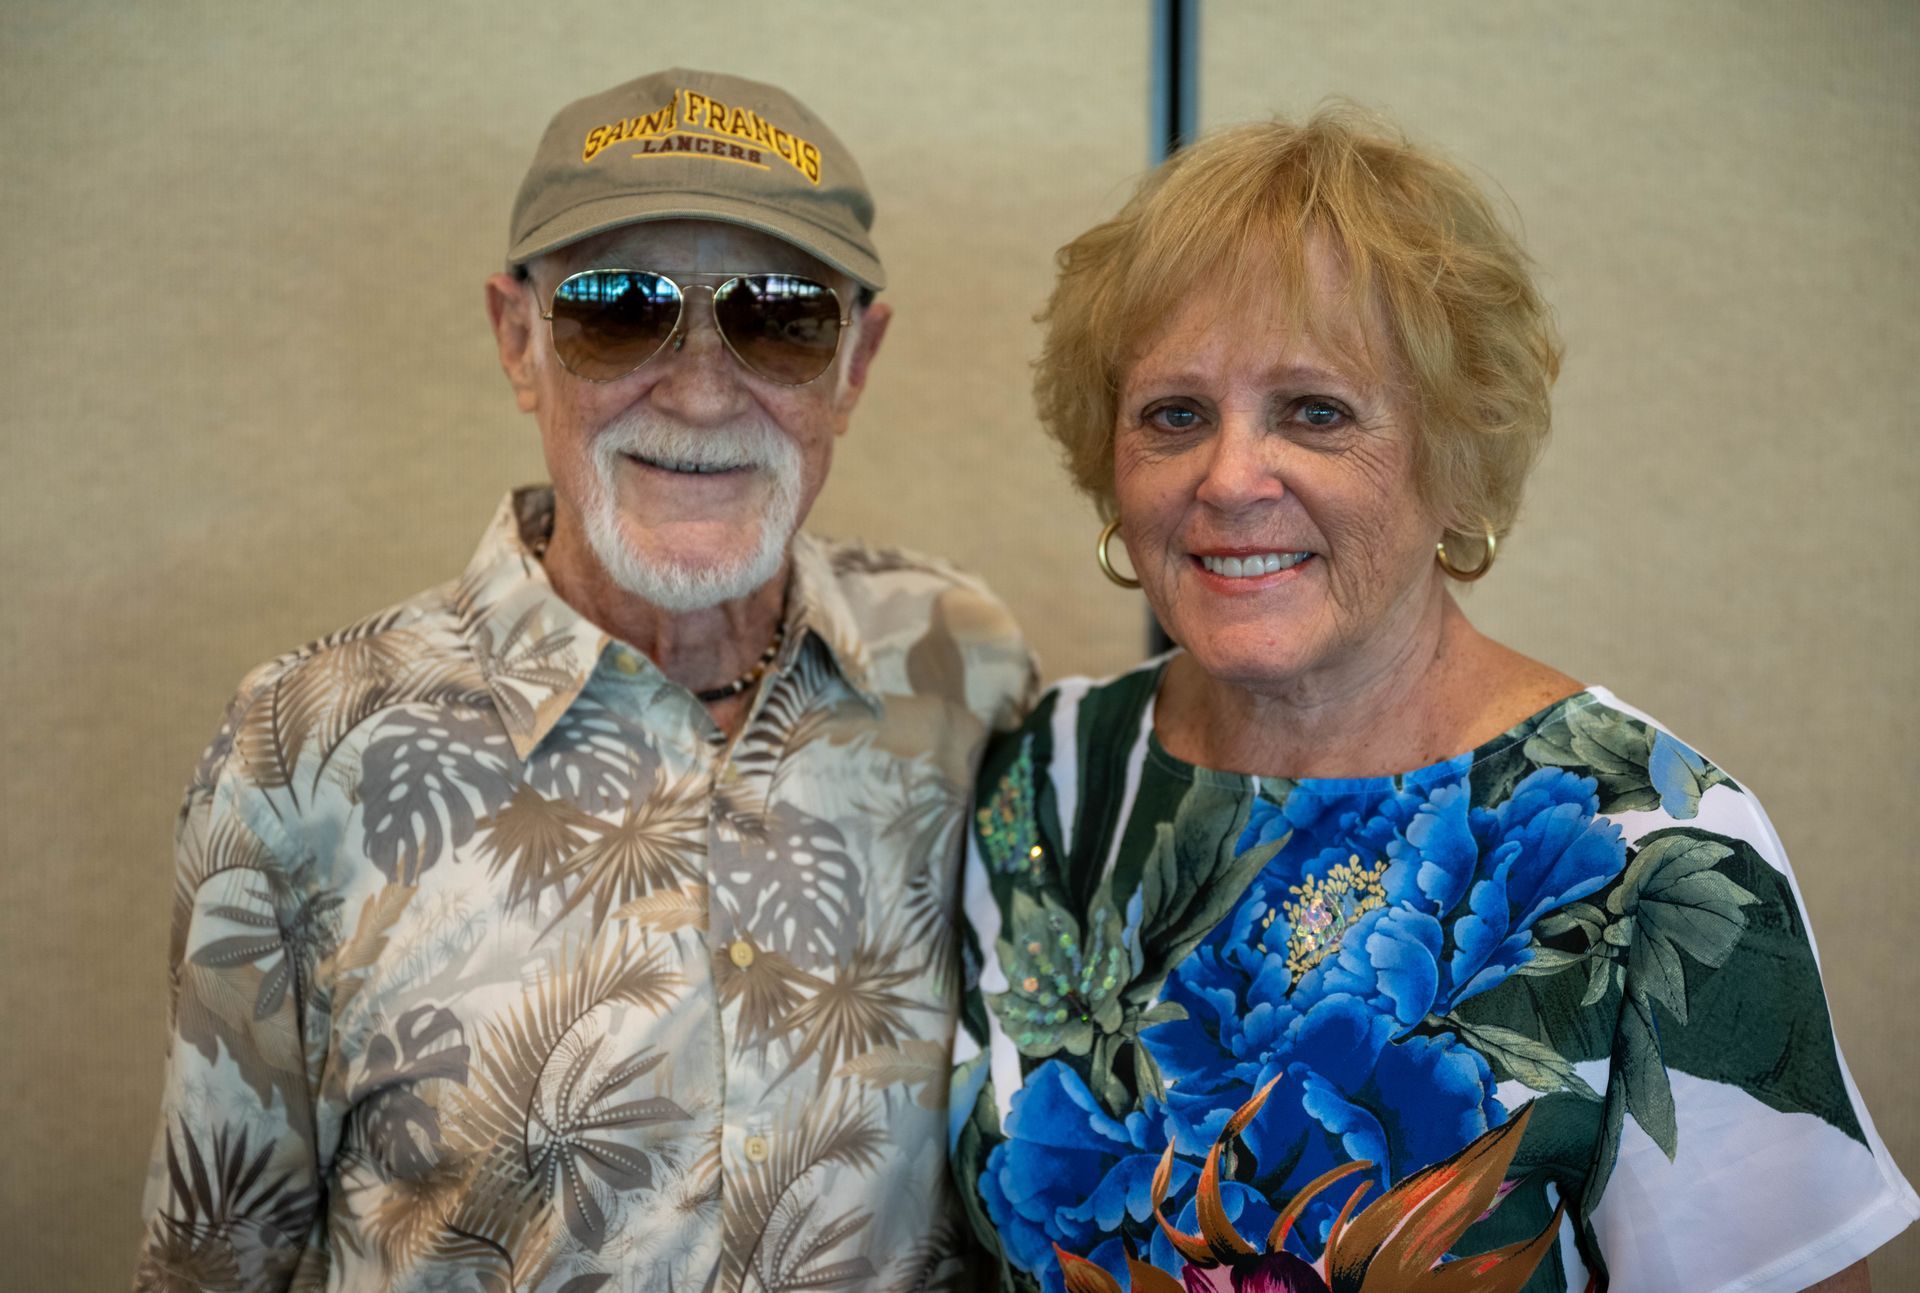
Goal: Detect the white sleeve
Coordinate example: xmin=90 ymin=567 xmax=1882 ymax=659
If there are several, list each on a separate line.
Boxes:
xmin=1589 ymin=786 xmax=1917 ymax=1291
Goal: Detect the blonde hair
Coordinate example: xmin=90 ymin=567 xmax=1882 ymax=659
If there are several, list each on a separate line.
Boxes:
xmin=1035 ymin=104 xmax=1562 ymax=543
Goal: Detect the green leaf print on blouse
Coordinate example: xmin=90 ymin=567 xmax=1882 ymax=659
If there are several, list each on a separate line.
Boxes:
xmin=992 ymin=886 xmax=1129 ymax=1060
xmin=1087 ymin=778 xmax=1288 ymax=1110
xmin=978 ymin=734 xmax=1046 ymax=881
xmin=1484 ymin=829 xmax=1756 ymax=1159
xmin=1610 ymin=833 xmax=1756 ymax=1024
xmin=1523 ymin=703 xmax=1733 ymax=817
xmin=985 ymin=772 xmax=1286 ymax=1116
xmin=1467 ymin=824 xmax=1861 ymax=1156
xmin=1132 ymin=780 xmax=1288 ymax=994
xmin=1443 ymin=1019 xmax=1600 ymax=1101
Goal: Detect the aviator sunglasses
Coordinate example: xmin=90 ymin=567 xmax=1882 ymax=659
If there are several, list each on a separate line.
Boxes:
xmin=540 ymin=268 xmax=852 ymax=386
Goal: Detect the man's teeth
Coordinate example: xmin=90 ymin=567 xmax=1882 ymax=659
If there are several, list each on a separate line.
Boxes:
xmin=631 ymin=454 xmax=742 ymax=475
xmin=1200 ymin=552 xmax=1311 ymax=578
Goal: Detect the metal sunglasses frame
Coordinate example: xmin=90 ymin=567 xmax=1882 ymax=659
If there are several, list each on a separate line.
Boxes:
xmin=539 ymin=268 xmax=853 ymax=386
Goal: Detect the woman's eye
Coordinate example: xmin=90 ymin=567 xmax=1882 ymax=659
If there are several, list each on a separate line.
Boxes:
xmin=1297 ymin=399 xmax=1350 ymax=428
xmin=1146 ymin=404 xmax=1203 ymax=432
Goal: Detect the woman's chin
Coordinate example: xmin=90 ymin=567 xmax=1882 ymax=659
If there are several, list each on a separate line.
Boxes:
xmin=1169 ymin=627 xmax=1328 ymax=697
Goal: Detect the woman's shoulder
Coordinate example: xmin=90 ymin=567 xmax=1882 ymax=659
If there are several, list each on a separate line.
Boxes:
xmin=1445 ymin=635 xmax=1739 ymax=814
xmin=1028 ymin=657 xmax=1171 ymax=729
xmin=971 ymin=656 xmax=1199 ymax=905
xmin=976 ymin=657 xmax=1170 ymax=785
xmin=1503 ymin=685 xmax=1753 ymax=826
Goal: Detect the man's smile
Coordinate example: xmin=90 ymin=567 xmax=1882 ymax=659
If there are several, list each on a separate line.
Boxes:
xmin=621 ymin=449 xmax=754 ymax=477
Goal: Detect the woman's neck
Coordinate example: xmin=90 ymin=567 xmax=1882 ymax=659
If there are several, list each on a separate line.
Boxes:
xmin=1155 ymin=596 xmax=1582 ymax=780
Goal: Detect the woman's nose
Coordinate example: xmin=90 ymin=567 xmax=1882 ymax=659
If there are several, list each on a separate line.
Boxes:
xmin=1193 ymin=417 xmax=1285 ymax=511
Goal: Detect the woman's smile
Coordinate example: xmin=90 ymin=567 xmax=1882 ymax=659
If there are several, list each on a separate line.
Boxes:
xmin=1191 ymin=548 xmax=1317 ymax=591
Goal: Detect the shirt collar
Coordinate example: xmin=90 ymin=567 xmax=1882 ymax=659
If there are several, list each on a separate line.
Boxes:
xmin=456 ymin=488 xmax=609 ymax=760
xmin=783 ymin=530 xmax=882 ymax=713
xmin=459 ymin=488 xmax=881 ymax=760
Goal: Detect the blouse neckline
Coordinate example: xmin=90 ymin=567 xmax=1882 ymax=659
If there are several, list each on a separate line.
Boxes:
xmin=1138 ymin=657 xmax=1613 ymax=798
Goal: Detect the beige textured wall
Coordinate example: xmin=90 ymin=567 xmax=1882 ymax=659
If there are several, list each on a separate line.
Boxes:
xmin=1 ymin=2 xmax=1912 ymax=1289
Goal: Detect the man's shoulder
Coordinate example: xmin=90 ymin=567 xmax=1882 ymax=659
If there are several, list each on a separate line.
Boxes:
xmin=231 ymin=578 xmax=473 ymax=702
xmin=801 ymin=533 xmax=1037 ymax=726
xmin=808 ymin=533 xmax=991 ymax=587
xmin=805 ymin=534 xmax=1020 ymax=635
xmin=194 ymin=577 xmax=488 ymax=795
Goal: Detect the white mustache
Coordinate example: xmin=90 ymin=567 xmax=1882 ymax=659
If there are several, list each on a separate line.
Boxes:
xmin=578 ymin=409 xmax=806 ymax=612
xmin=593 ymin=414 xmax=799 ymax=476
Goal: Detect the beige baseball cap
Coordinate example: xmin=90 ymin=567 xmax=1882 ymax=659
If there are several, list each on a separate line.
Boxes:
xmin=506 ymin=68 xmax=885 ymax=291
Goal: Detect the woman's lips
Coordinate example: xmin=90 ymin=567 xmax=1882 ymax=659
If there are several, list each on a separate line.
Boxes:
xmin=1196 ymin=550 xmax=1314 ymax=578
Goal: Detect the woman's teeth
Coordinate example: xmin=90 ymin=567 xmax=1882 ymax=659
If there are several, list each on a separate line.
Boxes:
xmin=1199 ymin=552 xmax=1311 ymax=578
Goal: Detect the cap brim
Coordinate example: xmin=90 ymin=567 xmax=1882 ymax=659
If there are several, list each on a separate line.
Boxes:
xmin=506 ymin=191 xmax=885 ymax=291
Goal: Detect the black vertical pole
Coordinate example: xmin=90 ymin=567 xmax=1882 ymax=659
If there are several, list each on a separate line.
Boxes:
xmin=1146 ymin=0 xmax=1198 ymax=656
xmin=1150 ymin=0 xmax=1199 ymax=160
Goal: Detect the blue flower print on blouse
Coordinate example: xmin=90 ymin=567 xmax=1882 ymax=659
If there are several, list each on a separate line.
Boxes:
xmin=981 ymin=1060 xmax=1299 ymax=1293
xmin=1234 ymin=764 xmax=1449 ymax=884
xmin=1224 ymin=765 xmax=1627 ymax=1030
xmin=979 ymin=1061 xmax=1188 ymax=1293
xmin=1135 ymin=762 xmax=1628 ymax=1254
xmin=1305 ymin=767 xmax=1632 ymax=1017
xmin=1143 ymin=980 xmax=1504 ymax=1257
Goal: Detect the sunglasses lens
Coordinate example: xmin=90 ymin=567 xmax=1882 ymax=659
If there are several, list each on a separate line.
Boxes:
xmin=715 ymin=275 xmax=845 ymax=384
xmin=548 ymin=271 xmax=681 ymax=381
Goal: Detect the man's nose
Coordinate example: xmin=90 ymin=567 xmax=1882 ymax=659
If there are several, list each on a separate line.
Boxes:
xmin=658 ymin=283 xmax=729 ymax=358
xmin=648 ymin=286 xmax=751 ymax=418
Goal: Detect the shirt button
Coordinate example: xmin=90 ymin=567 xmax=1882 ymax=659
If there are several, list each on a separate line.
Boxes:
xmin=612 ymin=650 xmax=641 ymax=675
xmin=728 ymin=939 xmax=756 ymax=968
xmin=743 ymin=1134 xmax=770 ymax=1163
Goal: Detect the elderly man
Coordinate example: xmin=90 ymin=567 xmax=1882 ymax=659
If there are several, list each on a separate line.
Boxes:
xmin=133 ymin=69 xmax=1033 ymax=1292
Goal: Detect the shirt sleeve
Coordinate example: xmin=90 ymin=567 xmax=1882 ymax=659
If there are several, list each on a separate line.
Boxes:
xmin=1587 ymin=786 xmax=1918 ymax=1292
xmin=133 ymin=756 xmax=327 ymax=1291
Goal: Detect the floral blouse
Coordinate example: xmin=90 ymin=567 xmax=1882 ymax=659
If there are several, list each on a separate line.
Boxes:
xmin=951 ymin=661 xmax=1916 ymax=1293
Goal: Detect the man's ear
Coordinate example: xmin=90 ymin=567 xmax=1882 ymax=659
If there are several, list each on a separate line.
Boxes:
xmin=834 ymin=300 xmax=892 ymax=415
xmin=485 ymin=272 xmax=541 ymax=414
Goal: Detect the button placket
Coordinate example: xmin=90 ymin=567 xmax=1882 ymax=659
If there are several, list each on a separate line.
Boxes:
xmin=708 ymin=741 xmax=767 ymax=1199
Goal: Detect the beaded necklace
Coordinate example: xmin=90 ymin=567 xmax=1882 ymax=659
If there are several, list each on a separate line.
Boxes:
xmin=525 ymin=520 xmax=786 ymax=705
xmin=694 ymin=622 xmax=786 ymax=703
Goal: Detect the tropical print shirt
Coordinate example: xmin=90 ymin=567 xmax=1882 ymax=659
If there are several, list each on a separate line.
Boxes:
xmin=952 ymin=661 xmax=1917 ymax=1293
xmin=134 ymin=487 xmax=1038 ymax=1293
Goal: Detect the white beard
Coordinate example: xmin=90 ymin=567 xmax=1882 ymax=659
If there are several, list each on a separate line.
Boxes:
xmin=581 ymin=411 xmax=804 ymax=612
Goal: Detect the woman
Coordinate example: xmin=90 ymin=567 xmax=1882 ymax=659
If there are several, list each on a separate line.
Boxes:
xmin=949 ymin=108 xmax=1915 ymax=1293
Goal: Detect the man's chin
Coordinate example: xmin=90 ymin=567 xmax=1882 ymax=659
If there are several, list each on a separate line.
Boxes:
xmin=596 ymin=537 xmax=790 ymax=612
xmin=621 ymin=532 xmax=777 ymax=581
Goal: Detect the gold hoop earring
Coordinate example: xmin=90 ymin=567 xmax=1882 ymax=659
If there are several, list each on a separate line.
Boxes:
xmin=1435 ymin=529 xmax=1498 ymax=581
xmin=1096 ymin=518 xmax=1141 ymax=589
